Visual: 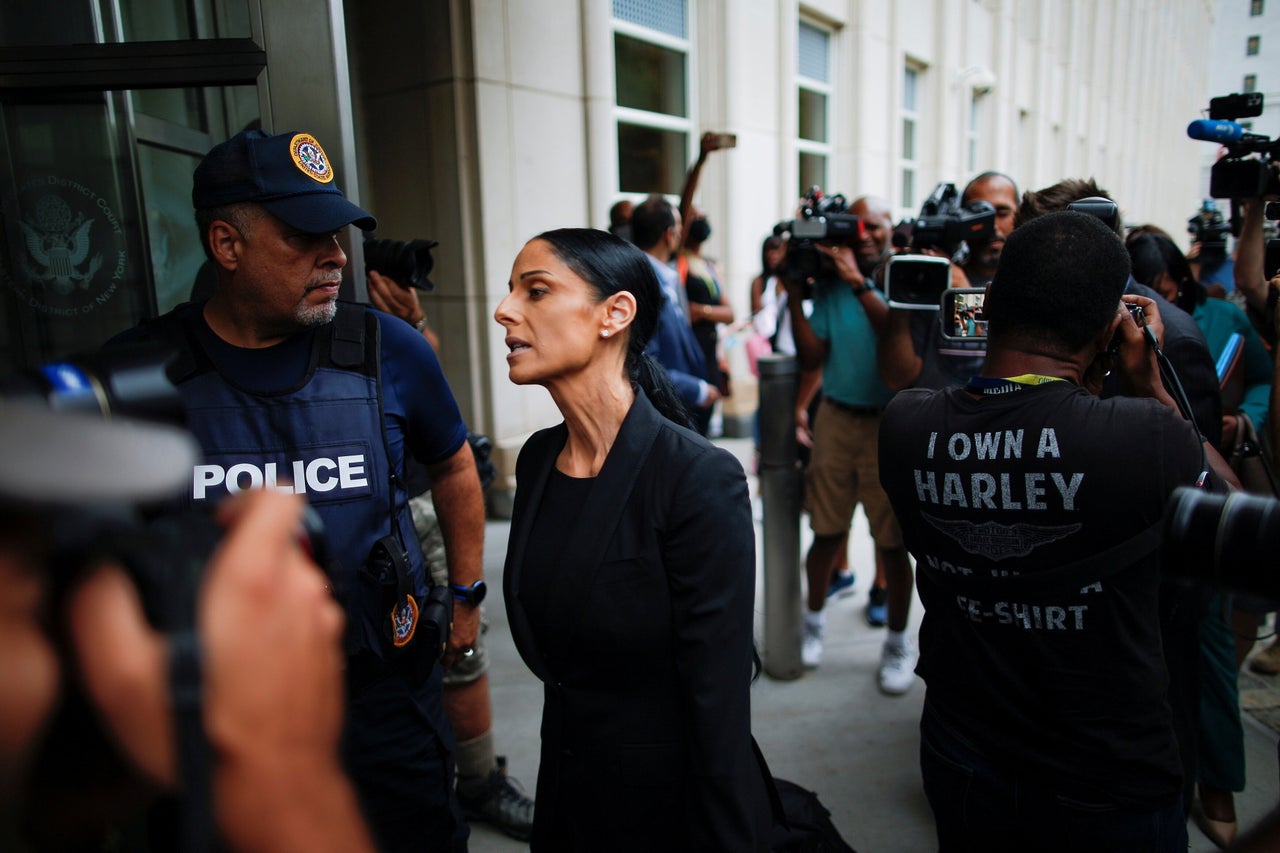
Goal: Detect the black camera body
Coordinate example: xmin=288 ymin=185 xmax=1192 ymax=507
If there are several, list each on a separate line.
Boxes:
xmin=1211 ymin=158 xmax=1280 ymax=199
xmin=1104 ymin=302 xmax=1151 ymax=363
xmin=774 ymin=187 xmax=863 ymax=284
xmin=0 ymin=345 xmax=187 ymax=426
xmin=897 ymin=182 xmax=996 ymax=257
xmin=363 ymin=237 xmax=439 ymax=291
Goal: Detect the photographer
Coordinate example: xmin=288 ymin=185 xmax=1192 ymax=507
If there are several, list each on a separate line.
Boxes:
xmin=956 ymin=171 xmax=1020 ymax=287
xmin=878 ymin=211 xmax=1234 ymax=851
xmin=1015 ymin=178 xmax=1224 ymax=826
xmin=1186 ymin=199 xmax=1235 ymax=298
xmin=0 ymin=406 xmax=373 ymax=851
xmin=1016 ymin=178 xmax=1223 ymax=446
xmin=779 ymin=194 xmax=915 ymax=694
xmin=877 ymin=171 xmax=1018 ymax=393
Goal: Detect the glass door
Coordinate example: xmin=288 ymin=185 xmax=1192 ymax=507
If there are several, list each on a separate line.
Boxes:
xmin=0 ymin=0 xmax=262 ymax=372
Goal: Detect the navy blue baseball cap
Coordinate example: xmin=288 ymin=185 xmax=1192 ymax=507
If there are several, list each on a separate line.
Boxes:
xmin=192 ymin=129 xmax=377 ymax=233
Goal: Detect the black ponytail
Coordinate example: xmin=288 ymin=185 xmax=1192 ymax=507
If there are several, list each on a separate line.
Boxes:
xmin=628 ymin=350 xmax=696 ymax=430
xmin=535 ymin=228 xmax=697 ymax=429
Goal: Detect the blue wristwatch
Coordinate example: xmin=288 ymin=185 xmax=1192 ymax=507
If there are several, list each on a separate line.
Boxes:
xmin=450 ymin=580 xmax=487 ymax=607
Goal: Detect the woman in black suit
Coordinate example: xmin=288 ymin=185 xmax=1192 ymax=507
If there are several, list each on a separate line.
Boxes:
xmin=495 ymin=228 xmax=770 ymax=851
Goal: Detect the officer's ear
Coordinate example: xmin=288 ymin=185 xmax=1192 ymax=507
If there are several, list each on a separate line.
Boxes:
xmin=207 ymin=220 xmax=243 ymax=271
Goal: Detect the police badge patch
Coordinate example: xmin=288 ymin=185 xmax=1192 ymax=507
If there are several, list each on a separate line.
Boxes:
xmin=289 ymin=133 xmax=335 ymax=184
xmin=391 ymin=594 xmax=419 ymax=647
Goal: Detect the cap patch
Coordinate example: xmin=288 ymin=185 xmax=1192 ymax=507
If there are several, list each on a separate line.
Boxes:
xmin=289 ymin=134 xmax=334 ymax=184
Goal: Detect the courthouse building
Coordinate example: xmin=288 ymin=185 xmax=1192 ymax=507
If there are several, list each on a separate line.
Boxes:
xmin=0 ymin=0 xmax=1219 ymax=498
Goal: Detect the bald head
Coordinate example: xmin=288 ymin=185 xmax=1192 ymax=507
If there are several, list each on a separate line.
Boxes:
xmin=962 ymin=173 xmax=1019 ymax=277
xmin=852 ymin=195 xmax=894 ymax=275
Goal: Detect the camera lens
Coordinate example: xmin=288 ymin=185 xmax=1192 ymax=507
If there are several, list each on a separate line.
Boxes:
xmin=1163 ymin=487 xmax=1280 ymax=597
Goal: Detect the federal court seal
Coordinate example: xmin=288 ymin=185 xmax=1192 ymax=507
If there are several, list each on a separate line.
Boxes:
xmin=2 ymin=175 xmax=128 ymax=318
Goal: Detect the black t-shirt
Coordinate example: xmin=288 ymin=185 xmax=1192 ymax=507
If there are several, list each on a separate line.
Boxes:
xmin=520 ymin=467 xmax=594 ymax=663
xmin=879 ymin=380 xmax=1203 ymax=807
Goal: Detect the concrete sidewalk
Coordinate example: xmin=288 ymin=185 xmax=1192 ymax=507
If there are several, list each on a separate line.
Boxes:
xmin=468 ymin=438 xmax=1279 ymax=852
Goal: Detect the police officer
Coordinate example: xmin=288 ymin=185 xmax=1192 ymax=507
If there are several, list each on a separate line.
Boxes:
xmin=110 ymin=129 xmax=484 ymax=852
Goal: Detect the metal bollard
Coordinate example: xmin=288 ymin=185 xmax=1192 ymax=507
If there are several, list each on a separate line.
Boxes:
xmin=757 ymin=354 xmax=803 ymax=680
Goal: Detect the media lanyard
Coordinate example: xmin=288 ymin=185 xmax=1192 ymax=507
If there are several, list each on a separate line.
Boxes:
xmin=963 ymin=374 xmax=1066 ymax=396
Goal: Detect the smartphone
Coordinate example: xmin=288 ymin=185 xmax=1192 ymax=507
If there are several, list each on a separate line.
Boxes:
xmin=885 ymin=255 xmax=951 ymax=310
xmin=940 ymin=287 xmax=989 ymax=341
xmin=710 ymin=132 xmax=737 ymax=149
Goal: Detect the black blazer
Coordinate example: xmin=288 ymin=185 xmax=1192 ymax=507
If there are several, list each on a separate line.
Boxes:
xmin=504 ymin=392 xmax=770 ymax=852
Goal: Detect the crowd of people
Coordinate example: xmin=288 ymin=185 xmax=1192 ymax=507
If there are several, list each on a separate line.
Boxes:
xmin=3 ymin=122 xmax=1280 ymax=853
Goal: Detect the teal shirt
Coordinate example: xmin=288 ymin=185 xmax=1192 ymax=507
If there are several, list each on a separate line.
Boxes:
xmin=809 ymin=280 xmax=894 ymax=408
xmin=1193 ymin=297 xmax=1271 ymax=433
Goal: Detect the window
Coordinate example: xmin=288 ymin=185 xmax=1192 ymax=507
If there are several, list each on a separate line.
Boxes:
xmin=796 ymin=21 xmax=832 ymax=196
xmin=1244 ymin=74 xmax=1258 ymax=93
xmin=1248 ymin=35 xmax=1261 ymax=55
xmin=1251 ymin=0 xmax=1263 ymax=15
xmin=900 ymin=65 xmax=921 ymax=210
xmin=612 ymin=0 xmax=690 ymax=195
xmin=967 ymin=91 xmax=984 ymax=173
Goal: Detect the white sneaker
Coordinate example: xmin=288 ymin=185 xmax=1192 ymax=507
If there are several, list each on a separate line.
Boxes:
xmin=878 ymin=639 xmax=917 ymax=695
xmin=802 ymin=621 xmax=824 ymax=669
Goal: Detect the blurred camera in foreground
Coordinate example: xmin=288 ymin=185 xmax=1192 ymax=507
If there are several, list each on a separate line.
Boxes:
xmin=1163 ymin=487 xmax=1280 ymax=598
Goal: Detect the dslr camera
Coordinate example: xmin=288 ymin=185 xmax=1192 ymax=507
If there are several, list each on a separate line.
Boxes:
xmin=773 ymin=186 xmax=863 ymax=286
xmin=1163 ymin=487 xmax=1280 ymax=600
xmin=364 ymin=236 xmax=439 ymax=291
xmin=886 ymin=182 xmax=997 ymax=311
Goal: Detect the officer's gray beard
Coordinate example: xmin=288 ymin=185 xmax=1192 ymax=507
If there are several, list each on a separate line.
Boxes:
xmin=295 ymin=298 xmax=338 ymax=327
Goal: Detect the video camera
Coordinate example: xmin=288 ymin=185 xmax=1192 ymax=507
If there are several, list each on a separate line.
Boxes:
xmin=895 ymin=182 xmax=997 ymax=257
xmin=773 ymin=186 xmax=863 ymax=284
xmin=1188 ymin=199 xmax=1231 ymax=259
xmin=1187 ymin=92 xmax=1280 ymax=199
xmin=885 ymin=182 xmax=997 ymax=311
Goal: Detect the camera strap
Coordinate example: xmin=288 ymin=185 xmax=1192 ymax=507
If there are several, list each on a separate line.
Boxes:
xmin=170 ymin=630 xmax=214 ymax=853
xmin=1149 ymin=340 xmax=1212 ymax=485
